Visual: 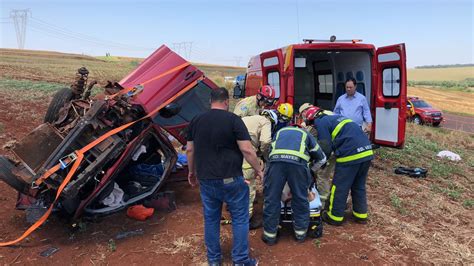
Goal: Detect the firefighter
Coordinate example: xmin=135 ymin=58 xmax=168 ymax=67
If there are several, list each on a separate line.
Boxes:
xmin=306 ymin=107 xmax=374 ymax=226
xmin=262 ymin=125 xmax=326 ymax=245
xmin=274 ymin=103 xmax=294 ymax=133
xmin=302 ymin=106 xmax=336 ymax=207
xmin=241 ymin=109 xmax=278 ymax=229
xmin=234 ymin=85 xmax=276 ymax=118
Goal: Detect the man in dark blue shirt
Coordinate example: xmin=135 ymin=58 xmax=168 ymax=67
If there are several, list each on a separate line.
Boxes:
xmin=186 ymin=87 xmax=262 ymax=266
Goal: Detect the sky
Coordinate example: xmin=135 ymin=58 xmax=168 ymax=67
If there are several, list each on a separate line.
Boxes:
xmin=0 ymin=0 xmax=473 ymax=67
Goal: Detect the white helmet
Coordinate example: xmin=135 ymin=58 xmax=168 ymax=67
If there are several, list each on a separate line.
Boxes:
xmin=260 ymin=109 xmax=278 ymax=127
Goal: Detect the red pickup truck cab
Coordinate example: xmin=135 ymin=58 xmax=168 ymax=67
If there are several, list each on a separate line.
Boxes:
xmin=241 ymin=37 xmax=407 ymax=148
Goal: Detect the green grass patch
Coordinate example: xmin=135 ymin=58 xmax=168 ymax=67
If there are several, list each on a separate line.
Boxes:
xmin=0 ymin=122 xmax=3 ymax=134
xmin=408 ymin=79 xmax=474 ymax=92
xmin=463 ymin=199 xmax=474 ymax=209
xmin=0 ymin=78 xmax=66 ymax=95
xmin=390 ymin=194 xmax=407 ymax=215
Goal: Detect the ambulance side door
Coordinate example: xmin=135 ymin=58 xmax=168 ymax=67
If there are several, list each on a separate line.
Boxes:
xmin=373 ymin=43 xmax=407 ymax=148
xmin=260 ymin=50 xmax=284 ymax=102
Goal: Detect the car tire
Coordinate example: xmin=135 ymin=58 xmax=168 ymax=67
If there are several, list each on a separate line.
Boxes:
xmin=0 ymin=156 xmax=28 ymax=193
xmin=44 ymin=87 xmax=74 ymax=123
xmin=433 ymin=122 xmax=441 ymax=127
xmin=413 ymin=115 xmax=422 ymax=125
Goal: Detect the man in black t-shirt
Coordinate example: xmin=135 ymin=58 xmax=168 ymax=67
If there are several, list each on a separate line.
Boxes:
xmin=186 ymin=87 xmax=262 ymax=266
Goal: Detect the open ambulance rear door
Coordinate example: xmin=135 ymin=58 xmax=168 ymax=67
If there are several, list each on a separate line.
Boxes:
xmin=373 ymin=43 xmax=407 ymax=148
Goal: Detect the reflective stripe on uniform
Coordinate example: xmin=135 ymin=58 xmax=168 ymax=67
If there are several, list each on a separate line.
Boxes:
xmin=353 ymin=211 xmax=368 ymax=219
xmin=328 ymin=185 xmax=344 ymax=222
xmin=263 ymin=230 xmax=277 ymax=238
xmin=270 ymin=127 xmax=310 ymax=161
xmin=336 ymin=150 xmax=374 ymax=163
xmin=294 ymin=229 xmax=307 ymax=236
xmin=331 ymin=119 xmax=352 ymax=141
xmin=310 ymin=143 xmax=321 ymax=152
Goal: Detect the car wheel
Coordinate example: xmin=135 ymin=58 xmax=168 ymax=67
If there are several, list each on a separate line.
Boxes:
xmin=433 ymin=122 xmax=441 ymax=127
xmin=44 ymin=87 xmax=74 ymax=123
xmin=413 ymin=115 xmax=422 ymax=125
xmin=0 ymin=156 xmax=28 ymax=193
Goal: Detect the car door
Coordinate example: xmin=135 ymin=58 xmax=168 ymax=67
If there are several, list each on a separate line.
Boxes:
xmin=373 ymin=43 xmax=407 ymax=148
xmin=120 ymin=45 xmax=218 ymax=144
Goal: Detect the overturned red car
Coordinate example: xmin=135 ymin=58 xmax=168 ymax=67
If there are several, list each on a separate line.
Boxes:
xmin=0 ymin=46 xmax=217 ymax=226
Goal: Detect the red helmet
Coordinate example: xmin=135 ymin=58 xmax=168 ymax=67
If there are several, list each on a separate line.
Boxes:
xmin=304 ymin=106 xmax=322 ymax=122
xmin=259 ymin=85 xmax=276 ymax=100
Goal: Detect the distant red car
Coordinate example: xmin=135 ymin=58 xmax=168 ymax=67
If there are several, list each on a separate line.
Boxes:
xmin=406 ymin=96 xmax=443 ymax=126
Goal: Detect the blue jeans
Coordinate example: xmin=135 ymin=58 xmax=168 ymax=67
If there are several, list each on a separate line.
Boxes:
xmin=199 ymin=176 xmax=250 ymax=264
xmin=263 ymin=161 xmax=312 ymax=238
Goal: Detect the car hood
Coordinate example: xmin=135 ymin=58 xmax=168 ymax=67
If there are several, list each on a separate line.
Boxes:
xmin=417 ymin=107 xmax=442 ymax=113
xmin=120 ymin=45 xmax=204 ymax=115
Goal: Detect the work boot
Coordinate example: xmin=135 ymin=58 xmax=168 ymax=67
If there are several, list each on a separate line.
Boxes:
xmin=322 ymin=211 xmax=343 ymax=226
xmin=261 ymin=234 xmax=278 ymax=246
xmin=352 ymin=215 xmax=368 ymax=224
xmin=249 ymin=215 xmax=262 ymax=230
xmin=294 ymin=233 xmax=306 ymax=243
xmin=233 ymin=257 xmax=258 ymax=266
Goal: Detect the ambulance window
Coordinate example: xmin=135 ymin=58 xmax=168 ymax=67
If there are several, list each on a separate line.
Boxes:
xmin=382 ymin=68 xmax=400 ymax=97
xmin=263 ymin=57 xmax=279 ymax=67
xmin=318 ymin=74 xmax=333 ymax=93
xmin=267 ymin=71 xmax=280 ymax=98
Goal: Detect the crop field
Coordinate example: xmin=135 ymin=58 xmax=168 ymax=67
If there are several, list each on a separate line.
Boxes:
xmin=0 ymin=49 xmax=472 ymax=264
xmin=408 ymin=66 xmax=474 ymax=81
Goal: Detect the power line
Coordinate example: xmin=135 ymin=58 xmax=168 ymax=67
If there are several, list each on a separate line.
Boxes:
xmin=171 ymin=41 xmax=193 ymax=60
xmin=29 ymin=16 xmax=154 ymax=51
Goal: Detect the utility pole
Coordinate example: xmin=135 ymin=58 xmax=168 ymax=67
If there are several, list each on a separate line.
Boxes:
xmin=234 ymin=56 xmax=242 ymax=67
xmin=172 ymin=41 xmax=193 ymax=60
xmin=10 ymin=9 xmax=31 ymax=49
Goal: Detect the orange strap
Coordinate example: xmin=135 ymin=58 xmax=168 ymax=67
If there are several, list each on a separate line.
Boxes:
xmin=0 ymin=75 xmax=202 ymax=247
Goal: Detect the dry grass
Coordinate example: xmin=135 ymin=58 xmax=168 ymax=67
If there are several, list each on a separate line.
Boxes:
xmin=408 ymin=86 xmax=474 ymax=115
xmin=408 ymin=67 xmax=474 ymax=81
xmin=151 ymin=232 xmax=207 ymax=263
xmin=370 ymin=123 xmax=474 ymax=264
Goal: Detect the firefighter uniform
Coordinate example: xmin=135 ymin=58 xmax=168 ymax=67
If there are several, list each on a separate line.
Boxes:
xmin=302 ymin=110 xmax=334 ymax=207
xmin=234 ymin=96 xmax=260 ymax=117
xmin=263 ymin=126 xmax=326 ymax=243
xmin=314 ymin=114 xmax=374 ymax=225
xmin=241 ymin=115 xmax=272 ymax=218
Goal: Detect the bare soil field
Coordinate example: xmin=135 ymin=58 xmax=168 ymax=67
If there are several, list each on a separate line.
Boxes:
xmin=0 ymin=49 xmax=472 ymax=264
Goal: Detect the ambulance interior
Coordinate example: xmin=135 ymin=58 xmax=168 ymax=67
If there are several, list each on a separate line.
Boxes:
xmin=292 ymin=50 xmax=373 ymax=113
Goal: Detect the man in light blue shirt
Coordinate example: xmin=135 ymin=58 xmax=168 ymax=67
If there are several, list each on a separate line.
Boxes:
xmin=334 ymin=78 xmax=373 ymax=133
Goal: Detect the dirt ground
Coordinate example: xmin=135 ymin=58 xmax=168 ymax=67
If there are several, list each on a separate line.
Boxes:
xmin=0 ymin=92 xmax=415 ymax=265
xmin=0 ymin=91 xmax=472 ymax=265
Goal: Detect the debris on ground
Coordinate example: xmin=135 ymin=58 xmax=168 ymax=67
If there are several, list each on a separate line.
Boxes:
xmin=144 ymin=191 xmax=177 ymax=212
xmin=437 ymin=150 xmax=461 ymax=161
xmin=126 ymin=205 xmax=154 ymax=221
xmin=39 ymin=246 xmax=59 ymax=257
xmin=115 ymin=229 xmax=144 ymax=240
xmin=394 ymin=166 xmax=428 ymax=178
xmin=2 ymin=140 xmax=17 ymax=150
